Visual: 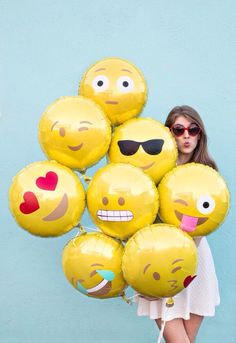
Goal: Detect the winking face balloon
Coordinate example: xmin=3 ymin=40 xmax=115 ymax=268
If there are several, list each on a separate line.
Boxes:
xmin=79 ymin=57 xmax=147 ymax=126
xmin=87 ymin=163 xmax=159 ymax=240
xmin=39 ymin=96 xmax=111 ymax=171
xmin=158 ymin=163 xmax=230 ymax=236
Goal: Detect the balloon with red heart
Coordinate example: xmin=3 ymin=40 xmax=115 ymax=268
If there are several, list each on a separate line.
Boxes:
xmin=9 ymin=161 xmax=85 ymax=237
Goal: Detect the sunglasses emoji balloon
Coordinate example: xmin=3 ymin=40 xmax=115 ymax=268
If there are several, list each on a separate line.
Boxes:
xmin=108 ymin=118 xmax=177 ymax=184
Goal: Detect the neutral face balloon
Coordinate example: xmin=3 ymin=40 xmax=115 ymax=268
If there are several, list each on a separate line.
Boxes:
xmin=79 ymin=58 xmax=147 ymax=126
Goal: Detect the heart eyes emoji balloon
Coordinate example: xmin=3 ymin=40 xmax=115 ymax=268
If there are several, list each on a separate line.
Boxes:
xmin=9 ymin=161 xmax=85 ymax=237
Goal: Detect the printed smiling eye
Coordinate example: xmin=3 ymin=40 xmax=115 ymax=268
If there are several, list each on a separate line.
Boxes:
xmin=196 ymin=195 xmax=215 ymax=214
xmin=117 ymin=76 xmax=134 ymax=92
xmin=59 ymin=127 xmax=66 ymax=137
xmin=92 ymin=75 xmax=109 ymax=92
xmin=51 ymin=121 xmax=66 ymax=137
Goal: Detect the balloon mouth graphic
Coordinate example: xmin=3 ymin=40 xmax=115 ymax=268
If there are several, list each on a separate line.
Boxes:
xmin=87 ymin=280 xmax=112 ymax=296
xmin=67 ymin=143 xmax=83 ymax=151
xmin=76 ymin=279 xmax=112 ymax=297
xmin=175 ymin=210 xmax=208 ymax=232
xmin=105 ymin=100 xmax=119 ymax=105
xmin=140 ymin=161 xmax=155 ymax=170
xmin=96 ymin=209 xmax=133 ymax=222
xmin=43 ymin=193 xmax=68 ymax=221
xmin=168 ymin=279 xmax=178 ymax=292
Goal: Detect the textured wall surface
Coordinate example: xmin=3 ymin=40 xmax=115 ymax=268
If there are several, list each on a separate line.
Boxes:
xmin=1 ymin=1 xmax=235 ymax=342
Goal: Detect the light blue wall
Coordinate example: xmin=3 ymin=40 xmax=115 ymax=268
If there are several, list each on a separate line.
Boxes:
xmin=1 ymin=1 xmax=235 ymax=342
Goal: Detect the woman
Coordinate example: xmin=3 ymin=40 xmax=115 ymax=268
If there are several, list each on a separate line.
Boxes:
xmin=136 ymin=105 xmax=220 ymax=343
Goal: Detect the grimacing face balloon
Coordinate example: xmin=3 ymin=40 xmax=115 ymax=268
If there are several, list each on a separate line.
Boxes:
xmin=122 ymin=224 xmax=197 ymax=298
xmin=158 ymin=163 xmax=230 ymax=236
xmin=108 ymin=118 xmax=177 ymax=184
xmin=39 ymin=96 xmax=111 ymax=171
xmin=87 ymin=163 xmax=159 ymax=240
xmin=79 ymin=57 xmax=147 ymax=126
xmin=62 ymin=233 xmax=127 ymax=299
xmin=9 ymin=161 xmax=85 ymax=237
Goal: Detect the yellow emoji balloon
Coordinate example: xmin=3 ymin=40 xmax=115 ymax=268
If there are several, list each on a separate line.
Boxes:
xmin=79 ymin=57 xmax=147 ymax=126
xmin=122 ymin=224 xmax=197 ymax=298
xmin=62 ymin=232 xmax=127 ymax=299
xmin=87 ymin=163 xmax=159 ymax=240
xmin=108 ymin=118 xmax=177 ymax=184
xmin=158 ymin=163 xmax=230 ymax=236
xmin=9 ymin=161 xmax=85 ymax=237
xmin=39 ymin=96 xmax=111 ymax=171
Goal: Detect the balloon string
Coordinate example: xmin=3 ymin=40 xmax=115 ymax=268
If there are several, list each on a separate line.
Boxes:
xmin=74 ymin=224 xmax=101 ymax=233
xmin=156 ymin=298 xmax=173 ymax=343
xmin=156 ymin=320 xmax=166 ymax=343
xmin=77 ymin=223 xmax=86 ymax=234
xmin=82 ymin=226 xmax=102 ymax=233
xmin=79 ymin=169 xmax=91 ymax=184
xmin=120 ymin=292 xmax=132 ymax=305
xmin=127 ymin=293 xmax=140 ymax=302
xmin=72 ymin=224 xmax=86 ymax=246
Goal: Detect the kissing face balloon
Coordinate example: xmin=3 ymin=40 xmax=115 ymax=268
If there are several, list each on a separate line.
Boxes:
xmin=9 ymin=161 xmax=85 ymax=237
xmin=108 ymin=118 xmax=177 ymax=184
xmin=39 ymin=96 xmax=111 ymax=171
xmin=87 ymin=163 xmax=159 ymax=240
xmin=79 ymin=57 xmax=147 ymax=126
xmin=122 ymin=224 xmax=197 ymax=298
xmin=158 ymin=163 xmax=230 ymax=236
xmin=62 ymin=232 xmax=127 ymax=299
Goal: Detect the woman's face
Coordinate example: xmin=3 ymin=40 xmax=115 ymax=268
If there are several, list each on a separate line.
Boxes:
xmin=171 ymin=115 xmax=200 ymax=156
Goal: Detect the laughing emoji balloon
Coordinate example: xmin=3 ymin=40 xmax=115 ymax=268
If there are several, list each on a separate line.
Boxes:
xmin=108 ymin=118 xmax=177 ymax=184
xmin=9 ymin=161 xmax=85 ymax=237
xmin=122 ymin=224 xmax=197 ymax=298
xmin=158 ymin=163 xmax=230 ymax=237
xmin=62 ymin=232 xmax=127 ymax=299
xmin=38 ymin=96 xmax=111 ymax=171
xmin=79 ymin=57 xmax=147 ymax=126
xmin=87 ymin=163 xmax=159 ymax=240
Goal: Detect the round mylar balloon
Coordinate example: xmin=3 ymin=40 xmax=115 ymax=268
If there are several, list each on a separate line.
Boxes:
xmin=79 ymin=57 xmax=147 ymax=126
xmin=122 ymin=224 xmax=197 ymax=298
xmin=38 ymin=96 xmax=111 ymax=171
xmin=158 ymin=163 xmax=230 ymax=236
xmin=62 ymin=232 xmax=127 ymax=298
xmin=87 ymin=163 xmax=159 ymax=240
xmin=108 ymin=118 xmax=177 ymax=184
xmin=9 ymin=161 xmax=85 ymax=237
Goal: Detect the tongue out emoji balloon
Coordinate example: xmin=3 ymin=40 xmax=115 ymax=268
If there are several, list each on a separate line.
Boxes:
xmin=158 ymin=163 xmax=230 ymax=237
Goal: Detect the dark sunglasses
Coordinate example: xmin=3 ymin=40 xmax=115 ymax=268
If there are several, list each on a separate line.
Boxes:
xmin=170 ymin=124 xmax=201 ymax=137
xmin=118 ymin=139 xmax=164 ymax=156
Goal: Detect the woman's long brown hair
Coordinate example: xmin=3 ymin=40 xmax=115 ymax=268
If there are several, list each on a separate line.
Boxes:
xmin=165 ymin=105 xmax=218 ymax=170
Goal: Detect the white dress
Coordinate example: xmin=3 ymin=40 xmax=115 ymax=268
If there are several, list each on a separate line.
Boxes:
xmin=136 ymin=237 xmax=220 ymax=321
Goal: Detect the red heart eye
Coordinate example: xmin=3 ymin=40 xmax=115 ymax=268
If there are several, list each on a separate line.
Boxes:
xmin=20 ymin=192 xmax=40 ymax=214
xmin=36 ymin=171 xmax=58 ymax=191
